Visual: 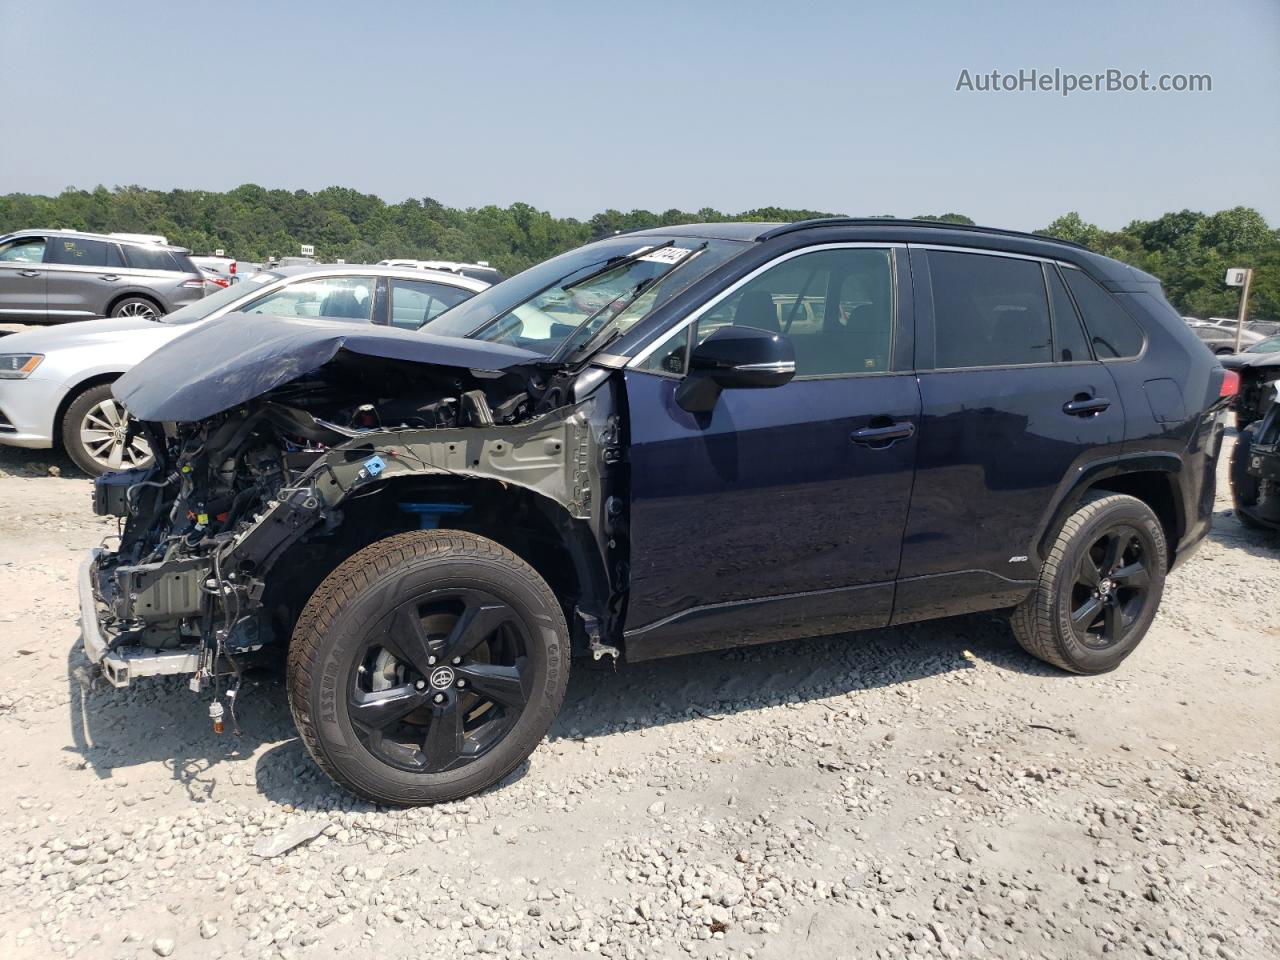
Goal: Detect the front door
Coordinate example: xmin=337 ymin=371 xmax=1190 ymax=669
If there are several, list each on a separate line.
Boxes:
xmin=622 ymin=245 xmax=920 ymax=659
xmin=894 ymin=247 xmax=1126 ymax=622
xmin=0 ymin=234 xmax=49 ymax=322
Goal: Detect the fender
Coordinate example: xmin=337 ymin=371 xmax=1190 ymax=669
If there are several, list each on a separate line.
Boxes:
xmin=223 ymin=391 xmax=620 ymax=644
xmin=1032 ymin=451 xmax=1185 ymax=563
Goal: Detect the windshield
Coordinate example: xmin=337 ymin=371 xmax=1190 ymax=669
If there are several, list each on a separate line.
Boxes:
xmin=1247 ymin=336 xmax=1280 ymax=353
xmin=423 ymin=236 xmax=746 ymax=356
xmin=158 ymin=272 xmax=283 ymax=325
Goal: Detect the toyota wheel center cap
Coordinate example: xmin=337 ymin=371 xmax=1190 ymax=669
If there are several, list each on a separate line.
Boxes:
xmin=429 ymin=666 xmax=456 ymax=690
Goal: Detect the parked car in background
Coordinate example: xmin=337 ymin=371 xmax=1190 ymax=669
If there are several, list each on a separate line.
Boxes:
xmin=1220 ymin=335 xmax=1280 ymax=428
xmin=1246 ymin=319 xmax=1280 ymax=337
xmin=198 ymin=267 xmax=232 ymax=291
xmin=1230 ymin=386 xmax=1280 ymax=530
xmin=0 ymin=264 xmax=487 ymax=474
xmin=82 ymin=218 xmax=1229 ymax=805
xmin=378 ymin=258 xmax=506 ymax=286
xmin=1189 ymin=322 xmax=1264 ymax=355
xmin=0 ymin=230 xmax=206 ymax=323
xmin=191 ymin=255 xmax=238 ymax=289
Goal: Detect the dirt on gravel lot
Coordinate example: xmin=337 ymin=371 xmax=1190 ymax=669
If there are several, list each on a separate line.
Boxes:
xmin=0 ymin=436 xmax=1276 ymax=960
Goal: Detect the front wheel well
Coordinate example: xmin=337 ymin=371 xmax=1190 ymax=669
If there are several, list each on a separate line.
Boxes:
xmin=52 ymin=373 xmax=124 ymax=445
xmin=266 ymin=476 xmax=611 ymax=658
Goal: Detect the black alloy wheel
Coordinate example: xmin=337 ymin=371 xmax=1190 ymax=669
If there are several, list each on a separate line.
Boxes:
xmin=1068 ymin=526 xmax=1152 ymax=649
xmin=289 ymin=530 xmax=569 ymax=806
xmin=349 ymin=588 xmax=533 ymax=774
xmin=1011 ymin=493 xmax=1167 ymax=674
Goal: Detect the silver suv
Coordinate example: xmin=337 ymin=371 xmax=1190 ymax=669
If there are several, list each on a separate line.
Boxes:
xmin=0 ymin=230 xmax=205 ymax=323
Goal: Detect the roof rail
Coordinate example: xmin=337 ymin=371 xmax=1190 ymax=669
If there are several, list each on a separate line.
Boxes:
xmin=757 ymin=217 xmax=1088 ymax=250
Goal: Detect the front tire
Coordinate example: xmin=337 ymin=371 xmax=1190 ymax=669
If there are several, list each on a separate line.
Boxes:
xmin=61 ymin=383 xmax=153 ymax=476
xmin=1011 ymin=494 xmax=1166 ymax=674
xmin=288 ymin=530 xmax=569 ymax=806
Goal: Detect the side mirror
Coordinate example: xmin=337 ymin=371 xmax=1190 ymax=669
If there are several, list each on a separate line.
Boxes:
xmin=675 ymin=325 xmax=796 ymax=413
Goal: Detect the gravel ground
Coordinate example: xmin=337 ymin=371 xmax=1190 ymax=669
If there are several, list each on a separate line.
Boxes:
xmin=0 ymin=434 xmax=1276 ymax=960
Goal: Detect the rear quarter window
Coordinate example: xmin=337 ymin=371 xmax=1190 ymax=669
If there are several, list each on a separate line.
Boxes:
xmin=1062 ymin=268 xmax=1145 ymax=359
xmin=123 ymin=245 xmax=180 ymax=272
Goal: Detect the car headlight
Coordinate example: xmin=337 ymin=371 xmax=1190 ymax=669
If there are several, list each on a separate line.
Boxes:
xmin=0 ymin=354 xmax=44 ymax=379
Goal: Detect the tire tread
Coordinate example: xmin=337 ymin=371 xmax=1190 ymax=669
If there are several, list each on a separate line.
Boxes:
xmin=1011 ymin=493 xmax=1161 ymax=674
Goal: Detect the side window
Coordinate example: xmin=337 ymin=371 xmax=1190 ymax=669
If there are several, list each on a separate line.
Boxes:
xmin=0 ymin=237 xmax=46 ymax=262
xmin=122 ymin=245 xmax=179 ymax=271
xmin=1047 ymin=265 xmax=1092 ymax=362
xmin=389 ymin=280 xmax=472 ymax=330
xmin=929 ymin=251 xmax=1051 ymax=368
xmin=638 ymin=324 xmax=692 ymax=374
xmin=243 ymin=276 xmax=374 ymax=321
xmin=47 ymin=237 xmax=110 ymax=267
xmin=1062 ymin=269 xmax=1145 ymax=359
xmin=686 ymin=248 xmax=894 ymax=377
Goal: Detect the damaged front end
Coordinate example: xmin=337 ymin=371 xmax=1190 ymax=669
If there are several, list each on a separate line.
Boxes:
xmin=80 ymin=314 xmax=623 ymax=700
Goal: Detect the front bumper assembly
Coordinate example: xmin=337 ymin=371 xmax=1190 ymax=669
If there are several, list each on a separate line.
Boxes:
xmin=78 ymin=548 xmax=202 ymax=688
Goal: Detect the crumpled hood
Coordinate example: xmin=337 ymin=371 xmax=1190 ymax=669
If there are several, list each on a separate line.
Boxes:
xmin=113 ymin=311 xmax=543 ymax=422
xmin=0 ymin=315 xmax=163 ymax=352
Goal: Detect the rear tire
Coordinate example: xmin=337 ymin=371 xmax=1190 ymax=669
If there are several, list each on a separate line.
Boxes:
xmin=109 ymin=296 xmax=161 ymax=319
xmin=288 ymin=530 xmax=569 ymax=806
xmin=1011 ymin=494 xmax=1166 ymax=674
xmin=61 ymin=383 xmax=153 ymax=477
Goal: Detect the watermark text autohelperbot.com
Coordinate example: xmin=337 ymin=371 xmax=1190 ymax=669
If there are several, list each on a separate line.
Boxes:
xmin=956 ymin=68 xmax=1211 ymax=96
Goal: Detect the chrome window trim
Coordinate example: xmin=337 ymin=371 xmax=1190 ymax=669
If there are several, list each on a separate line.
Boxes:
xmin=626 ymin=241 xmax=904 ymax=370
xmin=909 ymin=242 xmax=1078 ymax=270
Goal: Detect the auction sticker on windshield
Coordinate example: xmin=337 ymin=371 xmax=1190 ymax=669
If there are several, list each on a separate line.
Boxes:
xmin=631 ymin=246 xmax=693 ymax=265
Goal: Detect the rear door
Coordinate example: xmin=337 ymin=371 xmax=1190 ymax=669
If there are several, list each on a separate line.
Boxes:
xmin=0 ymin=234 xmax=49 ymax=321
xmin=386 ymin=278 xmax=475 ymax=330
xmin=622 ymin=244 xmax=920 ymax=658
xmin=44 ymin=236 xmax=125 ymax=320
xmin=894 ymin=247 xmax=1125 ymax=622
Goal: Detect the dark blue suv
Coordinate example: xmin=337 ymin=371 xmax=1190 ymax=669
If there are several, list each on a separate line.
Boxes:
xmin=84 ymin=219 xmax=1230 ymax=805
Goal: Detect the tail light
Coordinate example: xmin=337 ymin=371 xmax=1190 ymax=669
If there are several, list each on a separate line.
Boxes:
xmin=1220 ymin=370 xmax=1240 ymax=398
xmin=181 ymin=279 xmax=205 ymax=289
xmin=229 ymin=261 xmax=237 ymax=275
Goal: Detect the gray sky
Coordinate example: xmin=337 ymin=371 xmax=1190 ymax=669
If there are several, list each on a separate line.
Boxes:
xmin=1 ymin=0 xmax=1276 ymax=231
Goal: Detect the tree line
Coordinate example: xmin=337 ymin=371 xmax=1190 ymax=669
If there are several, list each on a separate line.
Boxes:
xmin=0 ymin=185 xmax=1274 ymax=321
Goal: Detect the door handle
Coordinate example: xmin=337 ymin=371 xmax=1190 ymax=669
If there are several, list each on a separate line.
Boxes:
xmin=1063 ymin=396 xmax=1111 ymax=416
xmin=99 ymin=274 xmax=120 ymax=281
xmin=18 ymin=270 xmax=40 ymax=278
xmin=851 ymin=421 xmax=916 ymax=446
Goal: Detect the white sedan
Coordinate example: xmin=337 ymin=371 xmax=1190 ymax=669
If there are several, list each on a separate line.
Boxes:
xmin=0 ymin=264 xmax=488 ymax=475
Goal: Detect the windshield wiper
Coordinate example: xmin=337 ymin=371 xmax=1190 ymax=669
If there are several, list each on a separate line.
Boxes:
xmin=560 ymin=240 xmax=677 ymax=292
xmin=554 ymin=242 xmax=708 ymax=365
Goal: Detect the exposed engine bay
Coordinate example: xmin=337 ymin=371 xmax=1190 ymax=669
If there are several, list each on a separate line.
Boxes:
xmin=83 ymin=342 xmax=622 ymax=727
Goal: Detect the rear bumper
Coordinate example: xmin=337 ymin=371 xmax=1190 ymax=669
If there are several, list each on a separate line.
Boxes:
xmin=1169 ymin=410 xmax=1227 ymax=572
